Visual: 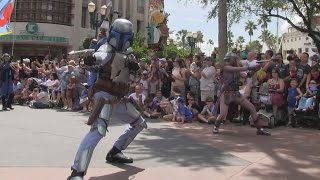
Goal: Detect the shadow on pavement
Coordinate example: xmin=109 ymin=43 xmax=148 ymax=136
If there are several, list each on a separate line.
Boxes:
xmin=88 ymin=164 xmax=144 ymax=180
xmin=125 ymin=125 xmax=250 ymax=171
xmin=171 ymin=122 xmax=320 ymax=179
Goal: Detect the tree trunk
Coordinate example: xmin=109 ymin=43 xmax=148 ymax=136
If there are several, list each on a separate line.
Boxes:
xmin=218 ymin=0 xmax=228 ymax=61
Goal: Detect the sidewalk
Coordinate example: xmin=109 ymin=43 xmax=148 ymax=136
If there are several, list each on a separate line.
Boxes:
xmin=1 ymin=106 xmax=320 ymax=180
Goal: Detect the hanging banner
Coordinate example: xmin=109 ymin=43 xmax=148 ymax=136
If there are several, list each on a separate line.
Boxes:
xmin=0 ymin=0 xmax=14 ymax=36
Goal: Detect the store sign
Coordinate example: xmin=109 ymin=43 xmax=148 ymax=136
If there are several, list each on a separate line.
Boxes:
xmin=0 ymin=34 xmax=68 ymax=43
xmin=26 ymin=22 xmax=39 ymax=34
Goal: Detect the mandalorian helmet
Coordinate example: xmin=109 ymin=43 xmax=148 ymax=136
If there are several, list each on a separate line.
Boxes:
xmin=107 ymin=19 xmax=134 ymax=51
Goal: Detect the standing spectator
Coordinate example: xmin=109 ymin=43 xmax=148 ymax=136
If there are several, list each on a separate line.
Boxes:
xmin=297 ymin=52 xmax=311 ymax=92
xmin=148 ymin=61 xmax=161 ymax=99
xmin=140 ymin=70 xmax=149 ymax=97
xmin=0 ymin=53 xmax=15 ymax=111
xmin=60 ymin=62 xmax=75 ymax=110
xmin=188 ymin=55 xmax=201 ymax=105
xmin=199 ymin=57 xmax=217 ymax=106
xmin=161 ymin=60 xmax=174 ymax=98
xmin=267 ymin=67 xmax=285 ymax=121
xmin=287 ymin=79 xmax=302 ymax=126
xmin=172 ymin=58 xmax=186 ymax=98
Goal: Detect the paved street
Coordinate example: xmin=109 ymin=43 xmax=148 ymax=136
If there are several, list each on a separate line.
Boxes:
xmin=1 ymin=106 xmax=320 ymax=180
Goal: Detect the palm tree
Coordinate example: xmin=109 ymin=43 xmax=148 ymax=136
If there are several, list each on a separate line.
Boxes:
xmin=176 ymin=29 xmax=188 ymax=49
xmin=227 ymin=30 xmax=234 ymax=51
xmin=207 ymin=39 xmax=214 ymax=55
xmin=259 ymin=29 xmax=272 ymax=43
xmin=258 ymin=15 xmax=271 ymax=30
xmin=195 ymin=31 xmax=204 ymax=53
xmin=236 ymin=36 xmax=245 ymax=50
xmin=245 ymin=20 xmax=257 ymax=43
xmin=218 ymin=0 xmax=228 ymax=61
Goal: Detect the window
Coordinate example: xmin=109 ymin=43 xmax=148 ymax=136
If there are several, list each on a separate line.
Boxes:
xmin=291 ymin=38 xmax=293 ymax=42
xmin=298 ymin=48 xmax=302 ymax=53
xmin=81 ymin=7 xmax=87 ymax=28
xmin=306 ymin=37 xmax=309 ymax=40
xmin=305 ymin=48 xmax=309 ymax=53
xmin=11 ymin=0 xmax=74 ymax=26
xmin=137 ymin=0 xmax=145 ymax=14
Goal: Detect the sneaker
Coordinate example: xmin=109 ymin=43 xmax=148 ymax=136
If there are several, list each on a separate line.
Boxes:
xmin=257 ymin=128 xmax=271 ymax=136
xmin=212 ymin=127 xmax=219 ymax=134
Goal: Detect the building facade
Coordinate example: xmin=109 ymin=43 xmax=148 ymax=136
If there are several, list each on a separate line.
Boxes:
xmin=0 ymin=0 xmax=149 ymax=60
xmin=282 ymin=16 xmax=320 ymax=60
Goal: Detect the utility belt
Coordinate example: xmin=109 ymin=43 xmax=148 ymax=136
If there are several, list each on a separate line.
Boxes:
xmin=89 ymin=79 xmax=129 ymax=99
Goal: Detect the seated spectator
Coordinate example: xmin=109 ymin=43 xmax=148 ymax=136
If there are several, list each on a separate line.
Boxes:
xmin=296 ymin=80 xmax=318 ymax=111
xmin=198 ymin=97 xmax=216 ymax=124
xmin=45 ymin=73 xmax=60 ymax=103
xmin=186 ymin=93 xmax=200 ymax=121
xmin=144 ymin=90 xmax=166 ymax=118
xmin=29 ymin=84 xmax=50 ymax=109
xmin=13 ymin=79 xmax=24 ymax=105
xmin=21 ymin=78 xmax=39 ymax=104
xmin=129 ymin=85 xmax=146 ymax=108
xmin=79 ymin=83 xmax=90 ymax=112
xmin=173 ymin=97 xmax=193 ymax=123
xmin=162 ymin=87 xmax=182 ymax=121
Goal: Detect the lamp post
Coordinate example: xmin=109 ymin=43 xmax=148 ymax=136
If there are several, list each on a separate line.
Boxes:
xmin=88 ymin=2 xmax=107 ymax=38
xmin=187 ymin=32 xmax=197 ymax=55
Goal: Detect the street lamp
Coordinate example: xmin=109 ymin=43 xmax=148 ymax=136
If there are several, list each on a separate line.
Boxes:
xmin=88 ymin=2 xmax=107 ymax=38
xmin=187 ymin=32 xmax=197 ymax=55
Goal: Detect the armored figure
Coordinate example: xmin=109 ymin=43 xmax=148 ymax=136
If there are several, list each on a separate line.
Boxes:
xmin=0 ymin=53 xmax=15 ymax=111
xmin=212 ymin=52 xmax=271 ymax=136
xmin=68 ymin=19 xmax=146 ymax=180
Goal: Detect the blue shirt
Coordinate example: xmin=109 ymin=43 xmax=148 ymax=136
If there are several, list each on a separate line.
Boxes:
xmin=178 ymin=105 xmax=193 ymax=120
xmin=288 ymin=87 xmax=298 ymax=108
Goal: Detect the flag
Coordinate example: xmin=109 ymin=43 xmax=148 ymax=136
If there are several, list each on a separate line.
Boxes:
xmin=0 ymin=0 xmax=14 ymax=36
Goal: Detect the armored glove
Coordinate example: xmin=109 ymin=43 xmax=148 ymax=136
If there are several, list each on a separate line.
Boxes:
xmin=83 ymin=55 xmax=97 ymax=66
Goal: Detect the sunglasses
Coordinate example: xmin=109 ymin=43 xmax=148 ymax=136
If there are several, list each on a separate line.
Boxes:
xmin=188 ymin=99 xmax=194 ymax=101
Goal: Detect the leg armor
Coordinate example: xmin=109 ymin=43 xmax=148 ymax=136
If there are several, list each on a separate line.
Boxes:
xmin=114 ymin=102 xmax=147 ymax=150
xmin=69 ymin=100 xmax=112 ymax=179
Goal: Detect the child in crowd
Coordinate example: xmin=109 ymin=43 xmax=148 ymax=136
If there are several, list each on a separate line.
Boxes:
xmin=287 ymin=79 xmax=302 ymax=126
xmin=198 ymin=96 xmax=216 ymax=124
xmin=29 ymin=84 xmax=50 ymax=109
xmin=144 ymin=90 xmax=166 ymax=118
xmin=79 ymin=83 xmax=90 ymax=112
xmin=296 ymin=80 xmax=318 ymax=111
xmin=186 ymin=92 xmax=201 ymax=121
xmin=173 ymin=97 xmax=193 ymax=123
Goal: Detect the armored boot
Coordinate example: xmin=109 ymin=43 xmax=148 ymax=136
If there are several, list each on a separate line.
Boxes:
xmin=2 ymin=96 xmax=8 ymax=111
xmin=67 ymin=168 xmax=84 ymax=180
xmin=6 ymin=94 xmax=14 ymax=110
xmin=106 ymin=146 xmax=133 ymax=163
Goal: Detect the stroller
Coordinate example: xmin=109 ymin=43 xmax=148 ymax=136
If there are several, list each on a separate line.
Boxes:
xmin=249 ymin=82 xmax=287 ymax=128
xmin=293 ymin=90 xmax=320 ymax=129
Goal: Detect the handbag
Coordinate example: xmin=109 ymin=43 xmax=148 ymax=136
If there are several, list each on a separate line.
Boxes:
xmin=260 ymin=94 xmax=272 ymax=105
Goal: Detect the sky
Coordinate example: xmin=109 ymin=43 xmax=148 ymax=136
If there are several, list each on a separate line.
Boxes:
xmin=164 ymin=0 xmax=289 ymax=55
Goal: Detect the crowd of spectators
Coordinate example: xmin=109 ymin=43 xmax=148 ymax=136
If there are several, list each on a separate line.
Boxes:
xmin=1 ymin=50 xmax=319 ymax=128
